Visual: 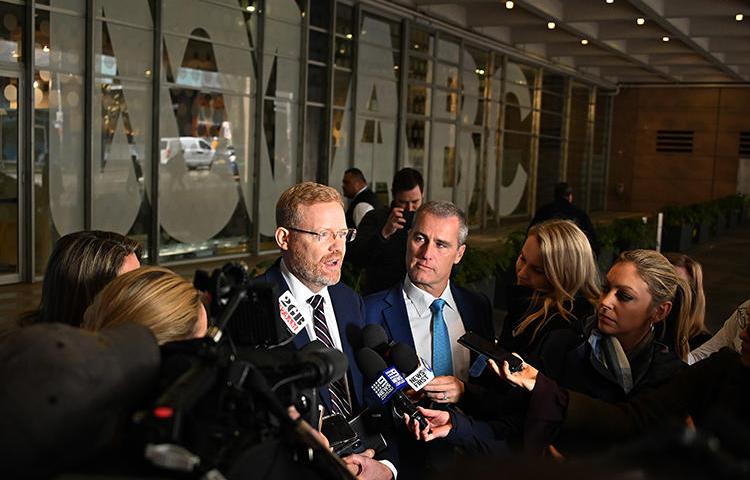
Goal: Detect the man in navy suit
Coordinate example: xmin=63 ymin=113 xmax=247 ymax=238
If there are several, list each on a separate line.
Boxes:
xmin=364 ymin=201 xmax=495 ymax=478
xmin=255 ymin=181 xmax=396 ymax=480
xmin=364 ymin=200 xmax=494 ymax=405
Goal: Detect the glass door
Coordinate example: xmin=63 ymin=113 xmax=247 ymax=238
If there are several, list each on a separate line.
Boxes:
xmin=0 ymin=70 xmax=21 ymax=284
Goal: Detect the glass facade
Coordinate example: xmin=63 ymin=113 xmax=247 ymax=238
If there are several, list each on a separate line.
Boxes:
xmin=0 ymin=0 xmax=613 ymax=284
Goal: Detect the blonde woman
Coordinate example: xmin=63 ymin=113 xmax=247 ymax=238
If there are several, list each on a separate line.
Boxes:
xmin=82 ymin=266 xmax=207 ymax=344
xmin=499 ymin=220 xmax=601 ymax=362
xmin=664 ymin=253 xmax=711 ymax=355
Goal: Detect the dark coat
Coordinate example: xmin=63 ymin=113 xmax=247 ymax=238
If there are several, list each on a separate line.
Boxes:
xmin=497 ymin=285 xmax=594 ymax=366
xmin=529 ymin=198 xmax=600 ymax=256
xmin=345 ymin=207 xmax=408 ymax=295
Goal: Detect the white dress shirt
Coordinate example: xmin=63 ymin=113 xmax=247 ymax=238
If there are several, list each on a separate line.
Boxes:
xmin=402 ymin=276 xmax=469 ymax=381
xmin=352 ymin=186 xmax=375 ymax=227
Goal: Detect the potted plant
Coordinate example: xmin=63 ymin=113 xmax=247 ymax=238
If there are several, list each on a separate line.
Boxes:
xmin=453 ymin=245 xmax=498 ymax=302
xmin=691 ymin=203 xmax=712 ymax=244
xmin=596 ymin=222 xmax=617 ymax=273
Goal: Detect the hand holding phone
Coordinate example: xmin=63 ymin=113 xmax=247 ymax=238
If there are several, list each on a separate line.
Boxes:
xmin=457 ymin=332 xmax=523 ymax=373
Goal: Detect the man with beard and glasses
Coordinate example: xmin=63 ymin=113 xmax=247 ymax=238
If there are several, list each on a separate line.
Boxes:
xmin=256 ymin=182 xmax=397 ymax=480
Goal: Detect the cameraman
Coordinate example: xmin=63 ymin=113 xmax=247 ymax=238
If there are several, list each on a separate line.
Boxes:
xmin=345 ymin=168 xmax=424 ymax=295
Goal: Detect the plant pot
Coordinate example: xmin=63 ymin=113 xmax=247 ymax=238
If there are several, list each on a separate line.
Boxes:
xmin=662 ymin=224 xmax=692 ymax=252
xmin=694 ymin=221 xmax=711 ymax=244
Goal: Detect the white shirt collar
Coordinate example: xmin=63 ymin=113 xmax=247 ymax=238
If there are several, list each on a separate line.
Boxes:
xmin=354 ymin=185 xmax=368 ymax=197
xmin=403 ymin=274 xmax=456 ymax=316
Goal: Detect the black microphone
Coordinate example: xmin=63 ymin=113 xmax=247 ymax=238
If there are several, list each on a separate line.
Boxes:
xmin=355 ymin=347 xmax=429 ymax=431
xmin=275 ymin=341 xmax=348 ymax=389
xmin=390 ymin=342 xmax=435 ymax=392
xmin=361 ymin=324 xmax=393 ymax=358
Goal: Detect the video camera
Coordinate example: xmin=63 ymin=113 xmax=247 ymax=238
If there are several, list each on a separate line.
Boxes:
xmin=134 ymin=262 xmax=353 ymax=479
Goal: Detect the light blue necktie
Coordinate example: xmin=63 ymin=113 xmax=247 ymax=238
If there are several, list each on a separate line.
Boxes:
xmin=430 ymin=298 xmax=453 ymax=376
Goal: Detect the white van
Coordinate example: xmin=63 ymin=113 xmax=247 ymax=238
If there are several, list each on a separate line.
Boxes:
xmin=160 ymin=137 xmax=215 ymax=170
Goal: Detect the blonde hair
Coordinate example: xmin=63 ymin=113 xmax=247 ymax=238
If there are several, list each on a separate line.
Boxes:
xmin=664 ymin=252 xmax=707 ymax=343
xmin=513 ymin=220 xmax=601 ymax=342
xmin=82 ymin=266 xmax=203 ymax=345
xmin=616 ymin=250 xmax=694 ymax=361
xmin=276 ymin=182 xmax=343 ymax=228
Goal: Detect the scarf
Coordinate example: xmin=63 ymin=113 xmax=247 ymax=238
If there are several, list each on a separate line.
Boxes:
xmin=588 ymin=327 xmax=654 ymax=394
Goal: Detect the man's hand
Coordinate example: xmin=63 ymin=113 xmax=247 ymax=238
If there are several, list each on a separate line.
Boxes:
xmin=404 ymin=407 xmax=452 ymax=442
xmin=380 ymin=207 xmax=406 ymax=239
xmin=343 ymin=449 xmax=393 ymax=480
xmin=422 ymin=375 xmax=464 ymax=404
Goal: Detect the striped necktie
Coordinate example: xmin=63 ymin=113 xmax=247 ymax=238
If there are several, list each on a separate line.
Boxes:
xmin=307 ymin=294 xmax=352 ymax=417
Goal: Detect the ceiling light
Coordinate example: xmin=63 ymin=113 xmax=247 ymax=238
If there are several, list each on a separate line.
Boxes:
xmin=505 ymin=1 xmax=514 ymax=9
xmin=736 ymin=13 xmax=744 ymax=21
xmin=662 ymin=36 xmax=670 ymax=42
xmin=581 ymin=39 xmax=589 ymax=45
xmin=636 ymin=17 xmax=645 ymax=25
xmin=605 ymin=0 xmax=614 ymax=3
xmin=246 ymin=4 xmax=255 ymax=12
xmin=547 ymin=21 xmax=556 ymax=29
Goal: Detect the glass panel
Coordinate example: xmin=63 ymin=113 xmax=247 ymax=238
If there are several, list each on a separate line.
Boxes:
xmin=435 ymin=63 xmax=458 ymax=90
xmin=309 ymin=29 xmax=329 ymax=63
xmin=35 ymin=6 xmax=85 ymax=275
xmin=501 ymin=132 xmax=531 ymax=217
xmin=408 ymin=55 xmax=432 ymax=83
xmin=305 ymin=104 xmax=325 ymax=180
xmin=437 ymin=38 xmax=459 ymax=63
xmin=567 ymin=84 xmax=589 ymax=206
xmin=409 ymin=27 xmax=432 ymax=54
xmin=92 ymin=13 xmax=153 ymax=252
xmin=430 ymin=122 xmax=455 ymax=201
xmin=540 ymin=111 xmax=563 ymax=137
xmin=334 ymin=36 xmax=353 ymax=69
xmin=333 ymin=70 xmax=350 ymax=108
xmin=158 ymin=0 xmax=256 ymax=260
xmin=0 ymin=75 xmax=18 ymax=276
xmin=590 ymin=94 xmax=610 ymax=211
xmin=434 ymin=89 xmax=457 ymax=120
xmin=542 ymin=72 xmax=565 ymax=95
xmin=407 ymin=85 xmax=430 ymax=115
xmin=405 ymin=118 xmax=429 ymax=171
xmin=0 ymin=3 xmax=23 ymax=64
xmin=536 ymin=137 xmax=562 ymax=208
xmin=542 ymin=91 xmax=564 ymax=113
xmin=307 ymin=63 xmax=327 ymax=103
xmin=335 ymin=2 xmax=353 ymax=37
xmin=355 ymin=14 xmax=400 ymax=190
xmin=309 ymin=0 xmax=330 ymax=30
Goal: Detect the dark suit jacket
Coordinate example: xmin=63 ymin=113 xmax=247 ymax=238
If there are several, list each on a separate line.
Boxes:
xmin=345 ymin=207 xmax=409 ymax=295
xmin=255 ymin=259 xmax=366 ymax=411
xmin=363 ymin=281 xmax=494 ymax=363
xmin=529 ymin=198 xmax=600 ymax=256
xmin=364 ymin=282 xmax=498 ymax=478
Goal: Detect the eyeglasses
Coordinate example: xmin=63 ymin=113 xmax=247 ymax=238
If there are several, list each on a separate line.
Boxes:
xmin=286 ymin=226 xmax=357 ymax=243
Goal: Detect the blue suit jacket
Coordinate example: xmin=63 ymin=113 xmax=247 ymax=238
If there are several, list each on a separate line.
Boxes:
xmin=256 ymin=259 xmax=366 ymax=411
xmin=363 ymin=281 xmax=494 ymax=366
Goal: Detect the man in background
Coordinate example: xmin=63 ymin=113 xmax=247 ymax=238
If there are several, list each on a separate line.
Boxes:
xmin=343 ymin=168 xmax=382 ymax=228
xmin=530 ymin=182 xmax=599 ymax=256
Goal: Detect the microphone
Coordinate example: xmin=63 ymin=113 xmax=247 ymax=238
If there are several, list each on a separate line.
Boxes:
xmin=390 ymin=342 xmax=435 ymax=392
xmin=361 ymin=324 xmax=393 ymax=359
xmin=355 ymin=347 xmax=429 ymax=431
xmin=274 ymin=340 xmax=348 ymax=389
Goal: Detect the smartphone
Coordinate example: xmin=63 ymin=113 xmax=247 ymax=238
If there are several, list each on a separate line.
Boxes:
xmin=402 ymin=210 xmax=415 ymax=230
xmin=457 ymin=332 xmax=523 ymax=373
xmin=321 ymin=413 xmax=360 ymax=456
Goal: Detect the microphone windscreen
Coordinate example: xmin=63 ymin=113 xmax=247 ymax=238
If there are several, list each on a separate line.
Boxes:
xmin=309 ymin=347 xmax=348 ymax=383
xmin=355 ymin=347 xmax=388 ymax=381
xmin=301 ymin=339 xmax=328 ymax=352
xmin=361 ymin=324 xmax=390 ymax=352
xmin=390 ymin=342 xmax=420 ymax=374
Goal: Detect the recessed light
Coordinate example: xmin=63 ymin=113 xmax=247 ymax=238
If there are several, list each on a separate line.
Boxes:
xmin=547 ymin=21 xmax=556 ymax=29
xmin=246 ymin=4 xmax=255 ymax=12
xmin=662 ymin=36 xmax=670 ymax=42
xmin=636 ymin=17 xmax=645 ymax=25
xmin=581 ymin=39 xmax=589 ymax=45
xmin=606 ymin=0 xmax=614 ymax=4
xmin=505 ymin=1 xmax=514 ymax=9
xmin=736 ymin=13 xmax=744 ymax=21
